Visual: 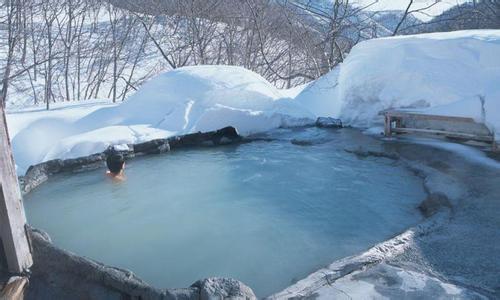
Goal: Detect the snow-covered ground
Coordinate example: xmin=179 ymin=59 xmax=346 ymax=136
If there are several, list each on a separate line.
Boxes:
xmin=279 ymin=262 xmax=485 ymax=299
xmin=6 ymin=100 xmax=116 ymax=174
xmin=6 ymin=30 xmax=500 ymax=175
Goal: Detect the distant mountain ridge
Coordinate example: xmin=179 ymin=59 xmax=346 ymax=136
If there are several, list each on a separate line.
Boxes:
xmin=371 ymin=10 xmax=423 ymax=34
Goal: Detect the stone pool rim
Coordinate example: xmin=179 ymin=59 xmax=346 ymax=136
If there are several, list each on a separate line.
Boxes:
xmin=20 ymin=123 xmax=451 ymax=299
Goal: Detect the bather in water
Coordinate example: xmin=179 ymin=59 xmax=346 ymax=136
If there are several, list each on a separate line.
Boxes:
xmin=105 ymin=148 xmax=126 ymax=181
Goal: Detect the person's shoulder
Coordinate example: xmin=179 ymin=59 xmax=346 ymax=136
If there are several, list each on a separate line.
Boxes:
xmin=106 ymin=171 xmax=126 ymax=181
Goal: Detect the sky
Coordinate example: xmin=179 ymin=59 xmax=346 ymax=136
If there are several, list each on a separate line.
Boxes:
xmin=355 ymin=0 xmax=470 ymax=21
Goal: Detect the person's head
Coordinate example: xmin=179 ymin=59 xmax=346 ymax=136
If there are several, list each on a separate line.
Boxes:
xmin=106 ymin=149 xmax=125 ymax=175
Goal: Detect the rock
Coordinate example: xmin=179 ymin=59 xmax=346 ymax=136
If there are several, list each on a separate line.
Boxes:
xmin=21 ymin=159 xmax=65 ymax=194
xmin=315 ymin=117 xmax=342 ymax=128
xmin=134 ymin=139 xmax=171 ymax=155
xmin=27 ymin=227 xmax=165 ymax=300
xmin=291 ymin=139 xmax=314 ymax=146
xmin=418 ymin=192 xmax=452 ymax=217
xmin=344 ymin=148 xmax=400 ymax=160
xmin=27 ymin=229 xmax=256 ymax=300
xmin=214 ymin=127 xmax=241 ymax=145
xmin=192 ymin=277 xmax=257 ymax=300
xmin=164 ymin=288 xmax=199 ymax=300
xmin=60 ymin=153 xmax=106 ymax=172
xmin=21 ymin=165 xmax=50 ymax=194
xmin=20 ymin=153 xmax=118 ymax=194
xmin=169 ymin=126 xmax=241 ymax=149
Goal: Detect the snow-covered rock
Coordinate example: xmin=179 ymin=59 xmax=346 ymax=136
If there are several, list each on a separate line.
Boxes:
xmin=192 ymin=277 xmax=257 ymax=300
xmin=315 ymin=117 xmax=343 ymax=128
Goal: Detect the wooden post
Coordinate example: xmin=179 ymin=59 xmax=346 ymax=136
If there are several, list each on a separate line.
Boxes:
xmin=0 ymin=103 xmax=33 ymax=274
xmin=1 ymin=276 xmax=29 ymax=299
xmin=384 ymin=114 xmax=392 ymax=137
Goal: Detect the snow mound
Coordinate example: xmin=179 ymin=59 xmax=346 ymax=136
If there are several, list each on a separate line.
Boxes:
xmin=298 ymin=30 xmax=500 ymax=132
xmin=8 ymin=66 xmax=314 ymax=174
xmin=74 ymin=65 xmax=314 ymax=134
xmin=295 ymin=68 xmax=341 ymax=117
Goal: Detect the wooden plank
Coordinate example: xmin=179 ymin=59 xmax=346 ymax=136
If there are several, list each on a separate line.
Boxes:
xmin=392 ymin=127 xmax=494 ymax=142
xmin=0 ymin=104 xmax=32 ymax=274
xmin=0 ymin=276 xmax=28 ymax=300
xmin=384 ymin=111 xmax=476 ymax=123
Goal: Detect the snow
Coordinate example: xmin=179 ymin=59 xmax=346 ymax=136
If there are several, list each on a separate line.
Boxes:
xmin=338 ymin=30 xmax=500 ymax=127
xmin=7 ymin=66 xmax=315 ymax=174
xmin=401 ymin=136 xmax=500 ymax=170
xmin=42 ymin=125 xmax=171 ymax=161
xmin=7 ymin=30 xmax=500 ymax=175
xmin=5 ymin=99 xmax=115 ymax=137
xmin=294 ymin=68 xmax=341 ymax=118
xmin=296 ymin=30 xmax=500 ymax=137
xmin=422 ymin=95 xmax=500 ymax=139
xmin=279 ymin=83 xmax=310 ymax=98
xmin=308 ymin=263 xmax=484 ymax=299
xmin=355 ymin=0 xmax=469 ymax=21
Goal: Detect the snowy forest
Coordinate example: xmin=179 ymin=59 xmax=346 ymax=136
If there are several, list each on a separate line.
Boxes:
xmin=0 ymin=0 xmax=499 ymax=108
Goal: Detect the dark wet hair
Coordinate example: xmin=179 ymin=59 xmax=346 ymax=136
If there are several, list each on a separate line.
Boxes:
xmin=105 ymin=147 xmax=124 ymax=174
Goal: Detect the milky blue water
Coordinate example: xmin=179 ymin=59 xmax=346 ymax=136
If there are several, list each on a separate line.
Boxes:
xmin=24 ymin=128 xmax=425 ymax=297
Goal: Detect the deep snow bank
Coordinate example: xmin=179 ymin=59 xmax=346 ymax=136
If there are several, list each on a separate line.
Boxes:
xmin=8 ymin=66 xmax=314 ymax=174
xmin=297 ymin=30 xmax=500 ymax=133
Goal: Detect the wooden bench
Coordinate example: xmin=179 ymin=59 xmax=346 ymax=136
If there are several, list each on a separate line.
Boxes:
xmin=381 ymin=110 xmax=497 ymax=150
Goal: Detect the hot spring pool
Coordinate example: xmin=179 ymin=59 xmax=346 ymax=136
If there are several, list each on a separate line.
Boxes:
xmin=24 ymin=128 xmax=426 ymax=297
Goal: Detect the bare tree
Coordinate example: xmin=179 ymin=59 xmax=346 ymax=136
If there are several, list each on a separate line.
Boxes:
xmin=6 ymin=0 xmax=492 ymax=109
xmin=0 ymin=0 xmax=22 ymax=107
xmin=393 ymin=0 xmax=441 ymax=35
